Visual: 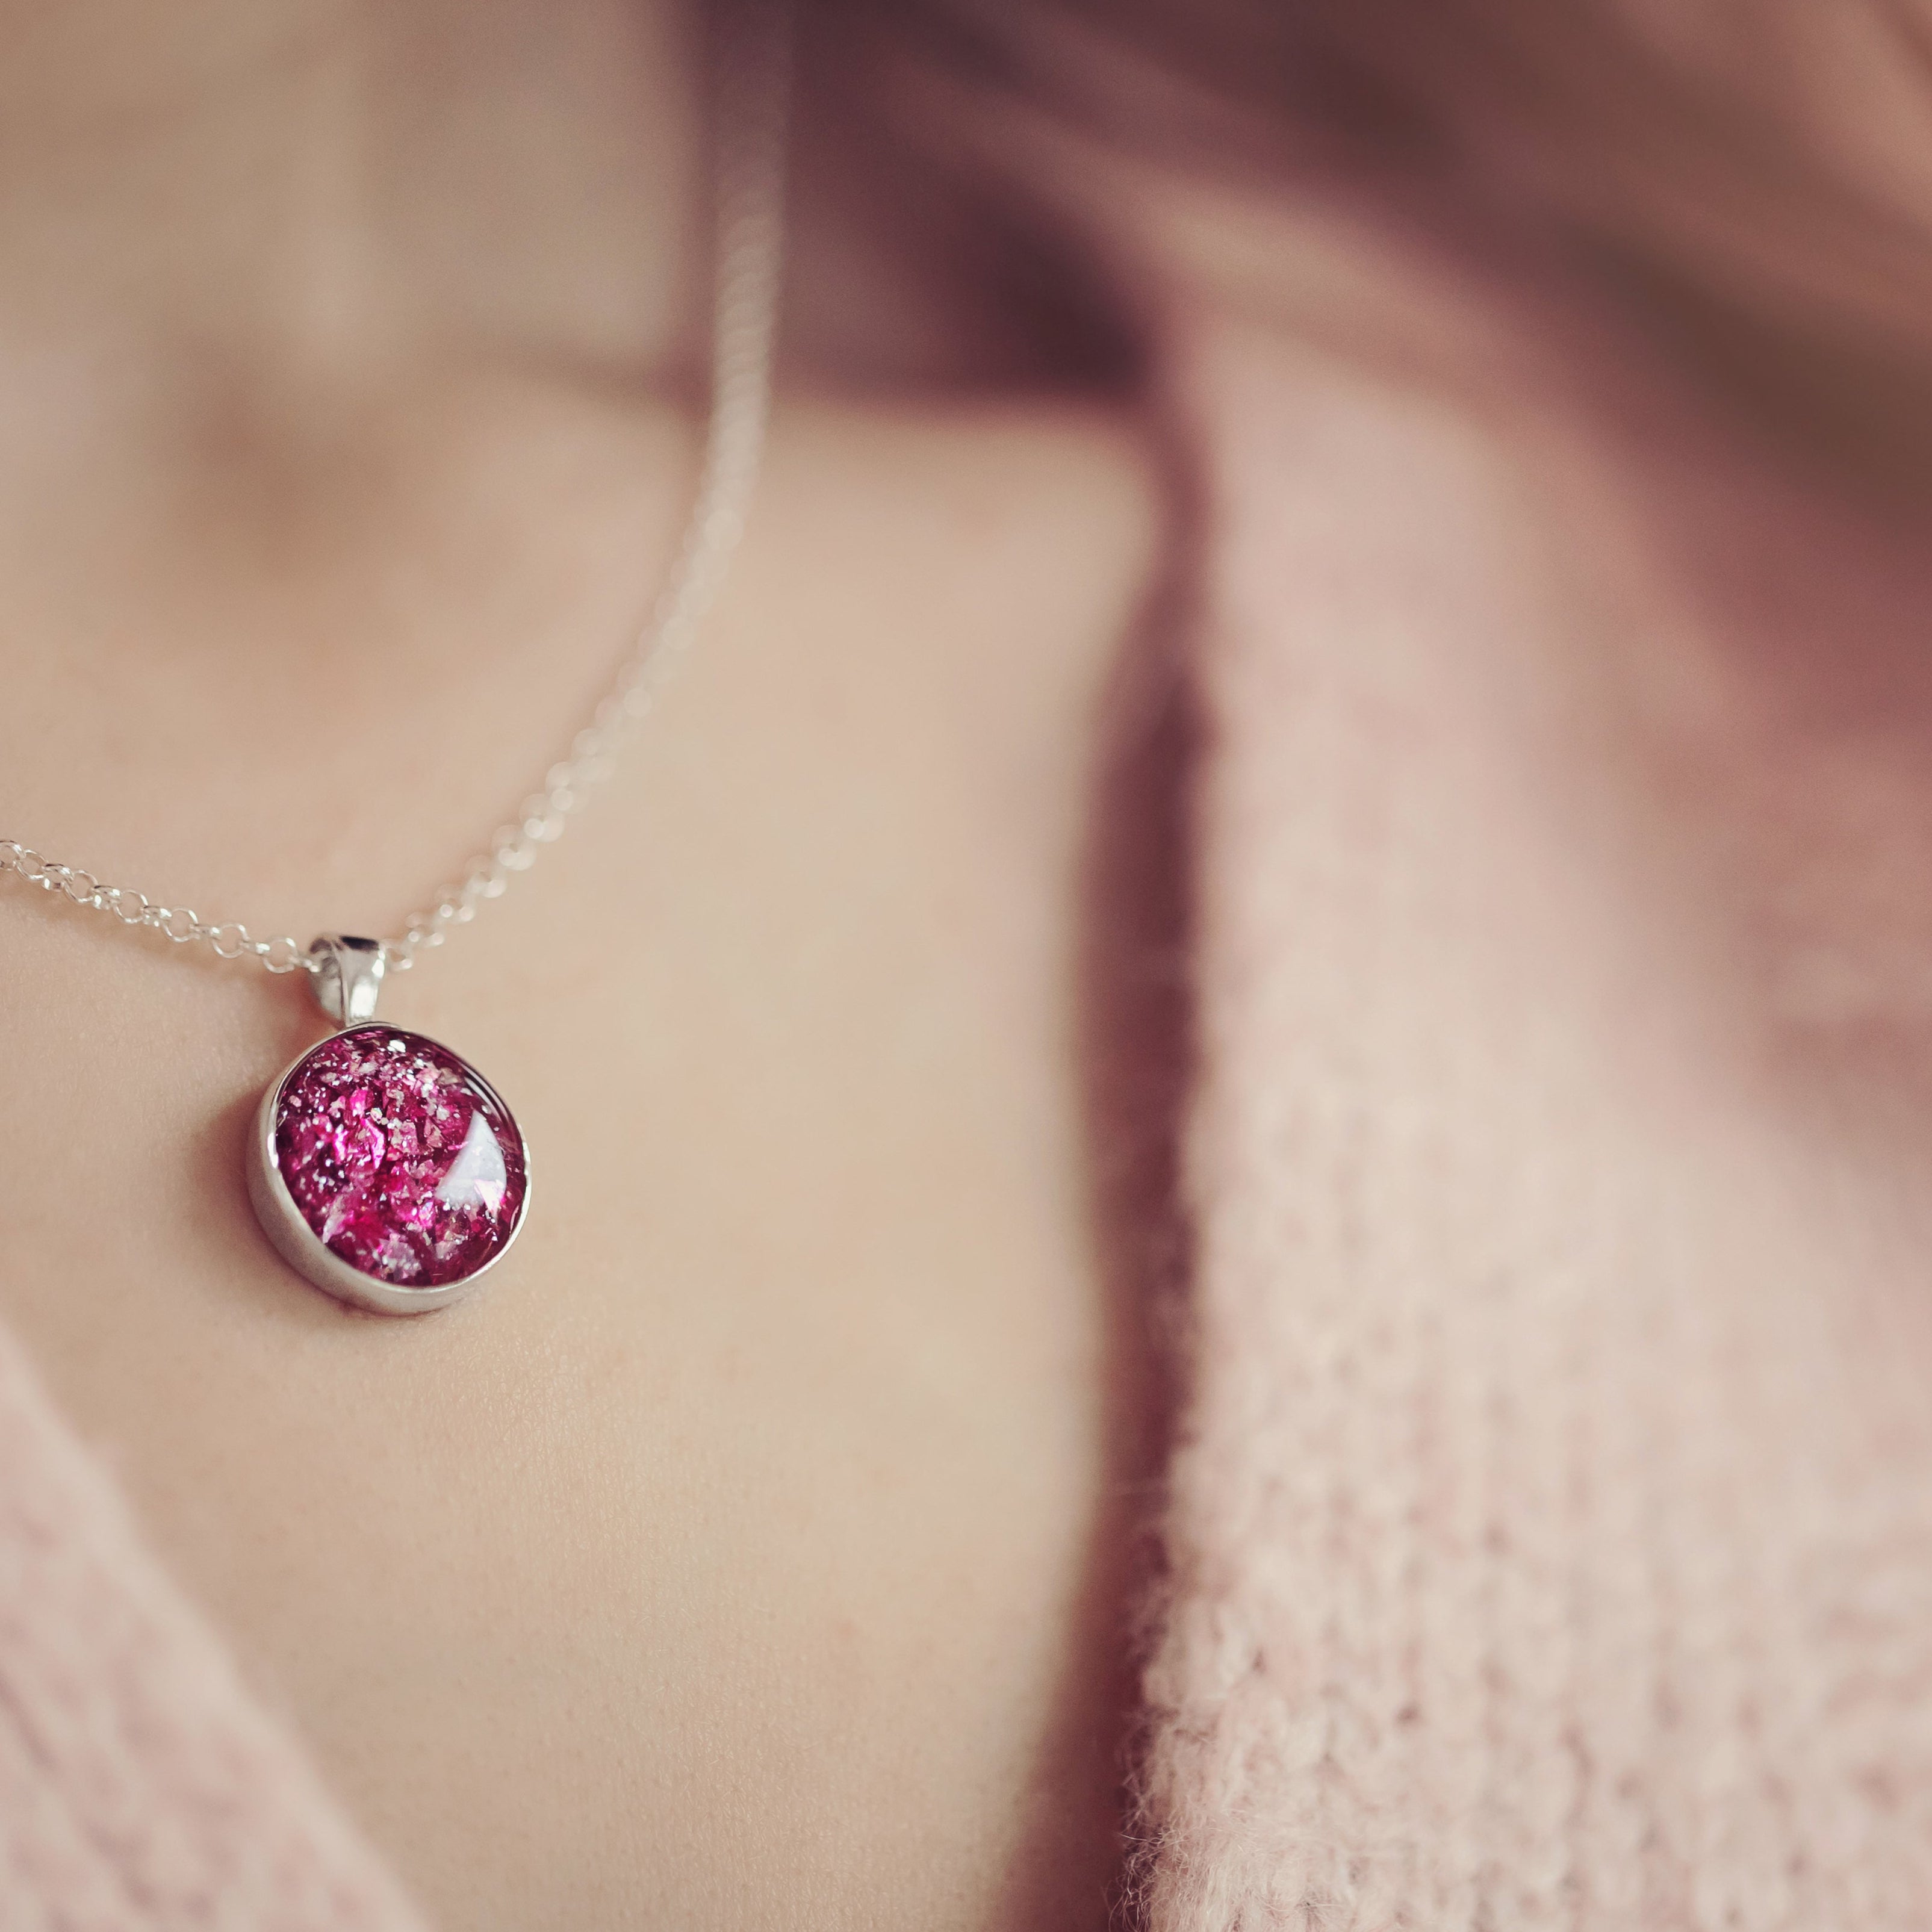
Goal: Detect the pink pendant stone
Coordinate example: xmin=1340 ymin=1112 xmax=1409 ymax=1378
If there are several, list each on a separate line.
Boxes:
xmin=270 ymin=1025 xmax=529 ymax=1291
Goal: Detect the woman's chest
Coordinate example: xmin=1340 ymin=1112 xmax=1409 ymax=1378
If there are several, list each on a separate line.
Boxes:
xmin=0 ymin=405 xmax=1166 ymax=1928
xmin=0 ymin=695 xmax=1143 ymax=1932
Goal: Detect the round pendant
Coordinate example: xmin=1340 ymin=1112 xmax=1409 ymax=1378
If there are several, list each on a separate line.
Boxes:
xmin=247 ymin=1022 xmax=532 ymax=1315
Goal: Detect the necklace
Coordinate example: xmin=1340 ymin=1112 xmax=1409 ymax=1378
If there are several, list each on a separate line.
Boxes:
xmin=0 ymin=8 xmax=792 ymax=1316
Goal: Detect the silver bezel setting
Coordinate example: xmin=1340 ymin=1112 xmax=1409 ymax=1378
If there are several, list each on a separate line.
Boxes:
xmin=246 ymin=1023 xmax=532 ymax=1316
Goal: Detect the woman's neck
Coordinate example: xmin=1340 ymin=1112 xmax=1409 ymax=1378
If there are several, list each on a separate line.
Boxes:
xmin=0 ymin=0 xmax=700 ymax=424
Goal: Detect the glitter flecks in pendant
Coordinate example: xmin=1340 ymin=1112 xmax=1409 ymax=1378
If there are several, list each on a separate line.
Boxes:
xmin=248 ymin=1024 xmax=530 ymax=1315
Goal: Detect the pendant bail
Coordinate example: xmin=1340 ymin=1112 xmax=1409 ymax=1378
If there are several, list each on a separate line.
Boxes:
xmin=309 ymin=934 xmax=385 ymax=1027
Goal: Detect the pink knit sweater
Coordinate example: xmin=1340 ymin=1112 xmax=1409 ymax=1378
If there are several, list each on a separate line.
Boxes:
xmin=5 ymin=316 xmax=1932 ymax=1928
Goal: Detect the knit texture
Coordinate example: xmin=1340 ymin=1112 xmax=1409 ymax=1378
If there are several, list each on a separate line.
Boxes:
xmin=0 ymin=1321 xmax=424 ymax=1931
xmin=1133 ymin=318 xmax=1932 ymax=1928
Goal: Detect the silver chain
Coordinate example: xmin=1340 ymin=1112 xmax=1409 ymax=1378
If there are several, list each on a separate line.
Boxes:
xmin=1 ymin=2 xmax=791 ymax=983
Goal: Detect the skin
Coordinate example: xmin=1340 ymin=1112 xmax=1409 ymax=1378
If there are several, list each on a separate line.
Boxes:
xmin=0 ymin=4 xmax=1163 ymax=1928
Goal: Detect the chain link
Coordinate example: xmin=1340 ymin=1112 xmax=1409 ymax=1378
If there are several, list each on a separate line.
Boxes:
xmin=0 ymin=843 xmax=315 ymax=972
xmin=1 ymin=0 xmax=792 ymax=985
